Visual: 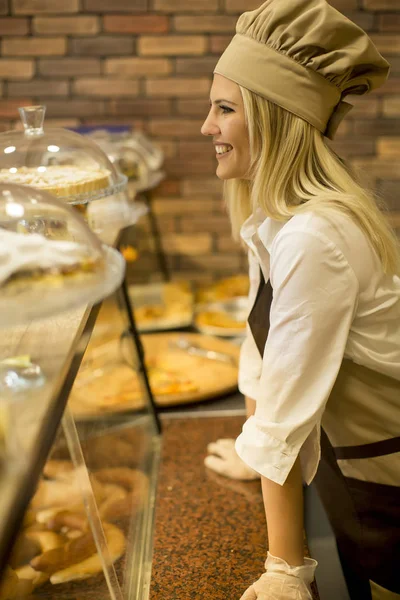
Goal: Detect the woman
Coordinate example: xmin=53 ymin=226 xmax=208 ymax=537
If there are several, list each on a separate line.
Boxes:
xmin=201 ymin=1 xmax=400 ymax=599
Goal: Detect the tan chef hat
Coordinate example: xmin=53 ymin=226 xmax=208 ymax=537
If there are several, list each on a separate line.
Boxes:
xmin=214 ymin=0 xmax=390 ymax=139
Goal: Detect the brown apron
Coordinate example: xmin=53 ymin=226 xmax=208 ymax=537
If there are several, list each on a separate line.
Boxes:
xmin=248 ymin=269 xmax=400 ymax=600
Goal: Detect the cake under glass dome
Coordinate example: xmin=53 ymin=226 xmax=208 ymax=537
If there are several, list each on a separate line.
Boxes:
xmin=0 ymin=106 xmax=127 ymax=207
xmin=0 ymin=182 xmax=125 ymax=327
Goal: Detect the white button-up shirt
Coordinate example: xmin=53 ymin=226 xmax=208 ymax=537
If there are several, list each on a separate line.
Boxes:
xmin=235 ymin=207 xmax=400 ymax=485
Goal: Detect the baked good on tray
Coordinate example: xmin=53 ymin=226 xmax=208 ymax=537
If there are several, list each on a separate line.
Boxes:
xmin=0 ymin=229 xmax=102 ymax=296
xmin=0 ymin=166 xmax=111 ymax=198
xmin=196 ymin=274 xmax=249 ymax=303
xmin=69 ymin=358 xmax=198 ymax=415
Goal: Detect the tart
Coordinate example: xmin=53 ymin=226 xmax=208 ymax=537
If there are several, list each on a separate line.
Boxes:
xmin=0 ymin=166 xmax=111 ymax=198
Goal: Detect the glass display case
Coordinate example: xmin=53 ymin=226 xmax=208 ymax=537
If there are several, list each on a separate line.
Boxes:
xmin=0 ymin=153 xmax=161 ymax=598
xmin=0 ymin=292 xmax=161 ymax=600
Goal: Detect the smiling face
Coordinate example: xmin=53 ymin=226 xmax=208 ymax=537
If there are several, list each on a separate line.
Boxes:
xmin=201 ymin=74 xmax=251 ymax=181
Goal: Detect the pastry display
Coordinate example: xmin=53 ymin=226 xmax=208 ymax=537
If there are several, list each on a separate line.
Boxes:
xmin=196 ymin=274 xmax=249 ymax=303
xmin=69 ymin=350 xmax=199 ymax=416
xmin=3 ymin=460 xmax=149 ymax=596
xmin=0 ymin=166 xmax=111 ymax=199
xmin=129 ymin=281 xmax=194 ymax=332
xmin=68 ymin=333 xmax=240 ymax=416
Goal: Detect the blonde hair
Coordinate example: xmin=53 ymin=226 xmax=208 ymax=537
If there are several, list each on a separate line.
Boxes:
xmin=225 ymin=86 xmax=400 ymax=275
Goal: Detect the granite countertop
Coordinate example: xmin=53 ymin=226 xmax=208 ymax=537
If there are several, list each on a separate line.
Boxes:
xmin=150 ymin=413 xmax=319 ymax=600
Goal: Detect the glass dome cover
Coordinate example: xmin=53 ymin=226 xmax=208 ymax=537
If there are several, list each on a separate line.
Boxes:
xmin=0 ymin=182 xmax=125 ymax=327
xmin=0 ymin=106 xmax=127 ymax=205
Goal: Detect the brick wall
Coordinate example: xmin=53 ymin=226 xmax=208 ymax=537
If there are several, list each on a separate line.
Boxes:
xmin=0 ymin=0 xmax=399 ymax=282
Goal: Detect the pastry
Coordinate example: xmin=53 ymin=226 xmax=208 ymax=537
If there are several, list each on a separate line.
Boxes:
xmin=196 ymin=274 xmax=249 ymax=303
xmin=0 ymin=229 xmax=102 ymax=295
xmin=0 ymin=166 xmax=111 ymax=198
xmin=195 ymin=310 xmax=246 ymax=330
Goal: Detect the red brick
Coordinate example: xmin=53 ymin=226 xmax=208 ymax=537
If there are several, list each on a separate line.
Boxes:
xmin=84 ymin=0 xmax=147 ymax=11
xmin=375 ymin=78 xmax=400 ymax=95
xmin=107 ymin=98 xmax=172 ymax=117
xmin=105 ymin=57 xmax=171 ymax=76
xmin=362 ymin=0 xmax=400 ymax=10
xmin=346 ymin=95 xmax=380 ymax=118
xmin=329 ymin=138 xmax=376 ymax=157
xmin=138 ymin=35 xmax=206 ymax=56
xmin=104 ymin=14 xmax=169 ymax=33
xmin=45 ymin=99 xmax=105 ymax=118
xmin=39 ymin=118 xmax=79 ymax=128
xmin=389 ymin=212 xmax=400 ymax=227
xmin=38 ymin=58 xmax=101 ymax=76
xmin=224 ymin=0 xmax=264 ymax=11
xmin=70 ymin=36 xmax=134 ymax=56
xmin=173 ymin=15 xmax=237 ymax=33
xmin=383 ymin=96 xmax=400 ymax=116
xmin=84 ymin=117 xmax=145 ymax=131
xmin=175 ymin=57 xmax=217 ymax=75
xmin=152 ymin=196 xmax=219 ymax=215
xmin=354 ymin=118 xmax=400 ymax=136
xmin=152 ymin=178 xmax=180 ymax=196
xmin=178 ymin=141 xmax=213 ymax=159
xmin=379 ymin=180 xmax=400 ymax=210
xmin=377 ymin=137 xmax=400 ymax=156
xmin=3 ymin=37 xmax=66 ymax=56
xmin=8 ymin=79 xmax=69 ymax=97
xmin=346 ymin=11 xmax=376 ymax=31
xmin=0 ymin=98 xmax=32 ymax=118
xmin=153 ymin=139 xmax=176 ymax=159
xmin=210 ymin=35 xmax=231 ymax=54
xmin=149 ymin=118 xmax=203 ymax=137
xmin=33 ymin=16 xmax=100 ymax=35
xmin=181 ymin=215 xmax=230 ymax=233
xmin=12 ymin=116 xmax=80 ymax=130
xmin=379 ymin=13 xmax=400 ymax=31
xmin=352 ymin=158 xmax=400 ymax=178
xmin=12 ymin=0 xmax=79 ymax=13
xmin=180 ymin=253 xmax=242 ymax=271
xmin=370 ymin=34 xmax=400 ymax=54
xmin=326 ymin=0 xmax=358 ymax=11
xmin=163 ymin=156 xmax=215 ymax=176
xmin=146 ymin=77 xmax=210 ymax=97
xmin=182 ymin=178 xmax=223 ymax=196
xmin=73 ymin=78 xmax=139 ymax=97
xmin=154 ymin=0 xmax=217 ymax=11
xmin=216 ymin=235 xmax=240 ymax=252
xmin=0 ymin=0 xmax=7 ymax=15
xmin=161 ymin=233 xmax=212 ymax=255
xmin=0 ymin=59 xmax=33 ymax=79
xmin=0 ymin=18 xmax=29 ymax=35
xmin=176 ymin=99 xmax=210 ymax=117
xmin=0 ymin=122 xmax=13 ymax=132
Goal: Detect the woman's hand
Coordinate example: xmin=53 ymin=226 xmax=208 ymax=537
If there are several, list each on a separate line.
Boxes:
xmin=239 ymin=553 xmax=317 ymax=600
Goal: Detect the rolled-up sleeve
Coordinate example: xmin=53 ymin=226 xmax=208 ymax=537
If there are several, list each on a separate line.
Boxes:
xmin=238 ymin=249 xmax=263 ymax=399
xmin=235 ymin=229 xmax=359 ymax=485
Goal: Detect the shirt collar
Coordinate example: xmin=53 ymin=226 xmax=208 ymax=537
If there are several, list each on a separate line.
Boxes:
xmin=240 ymin=208 xmax=287 ymax=254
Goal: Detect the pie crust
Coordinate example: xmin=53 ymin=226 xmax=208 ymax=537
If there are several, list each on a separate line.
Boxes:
xmin=0 ymin=166 xmax=111 ymax=198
